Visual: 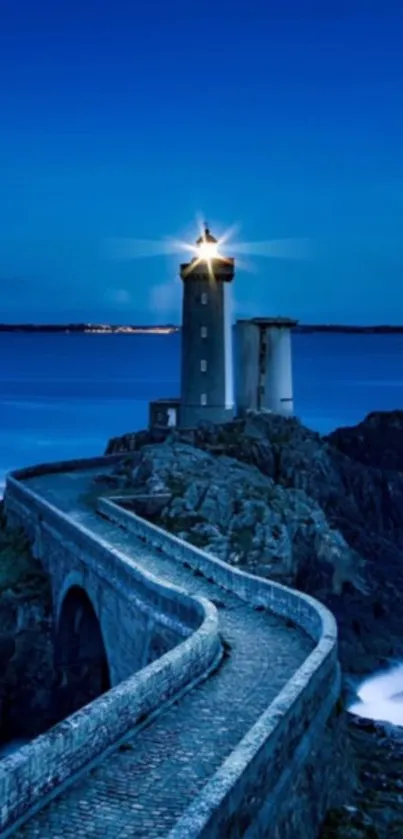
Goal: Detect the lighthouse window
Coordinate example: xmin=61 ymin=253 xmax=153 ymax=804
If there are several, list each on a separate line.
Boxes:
xmin=200 ymin=359 xmax=207 ymax=372
xmin=201 ymin=326 xmax=208 ymax=338
xmin=201 ymin=393 xmax=207 ymax=406
xmin=201 ymin=292 xmax=208 ymax=305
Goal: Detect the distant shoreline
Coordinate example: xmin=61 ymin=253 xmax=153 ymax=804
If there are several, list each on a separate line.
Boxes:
xmin=0 ymin=323 xmax=403 ymax=335
xmin=0 ymin=324 xmax=179 ymax=334
xmin=295 ymin=325 xmax=403 ymax=334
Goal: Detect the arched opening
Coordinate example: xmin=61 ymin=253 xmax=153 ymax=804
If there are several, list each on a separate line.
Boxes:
xmin=54 ymin=586 xmax=110 ymax=720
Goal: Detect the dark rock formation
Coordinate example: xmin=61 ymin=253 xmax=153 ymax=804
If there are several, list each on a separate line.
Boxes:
xmin=0 ymin=505 xmax=56 ymax=743
xmin=321 ymin=714 xmax=403 ymax=838
xmin=105 ymin=410 xmax=403 ymax=839
xmin=106 ymin=411 xmax=403 ymax=677
xmin=327 ymin=410 xmax=403 ymax=472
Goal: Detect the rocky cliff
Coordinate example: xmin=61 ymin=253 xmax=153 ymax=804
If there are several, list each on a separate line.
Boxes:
xmin=105 ymin=411 xmax=403 ymax=678
xmin=0 ymin=503 xmax=56 ymax=743
xmin=327 ymin=410 xmax=403 ymax=471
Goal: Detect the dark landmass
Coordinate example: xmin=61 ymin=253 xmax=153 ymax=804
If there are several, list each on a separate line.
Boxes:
xmin=1 ymin=322 xmax=403 ymax=334
xmin=0 ymin=506 xmax=56 ymax=742
xmin=295 ymin=324 xmax=403 ymax=334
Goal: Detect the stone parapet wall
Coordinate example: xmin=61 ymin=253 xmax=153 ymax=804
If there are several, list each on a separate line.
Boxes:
xmin=0 ymin=467 xmax=221 ymax=835
xmin=0 ymin=612 xmax=220 ymax=835
xmin=99 ymin=496 xmax=340 ymax=839
xmin=10 ymin=453 xmax=126 ymax=481
xmin=6 ymin=478 xmax=203 ymax=635
xmin=98 ymin=497 xmax=335 ymax=644
xmin=1 ymin=456 xmax=341 ymax=838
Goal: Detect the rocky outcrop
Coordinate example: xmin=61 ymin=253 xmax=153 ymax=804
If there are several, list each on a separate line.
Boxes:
xmin=321 ymin=714 xmax=403 ymax=838
xmin=113 ymin=440 xmax=364 ymax=593
xmin=327 ymin=410 xmax=403 ymax=471
xmin=104 ymin=411 xmax=403 ymax=838
xmin=105 ymin=411 xmax=403 ymax=676
xmin=0 ymin=505 xmax=56 ymax=743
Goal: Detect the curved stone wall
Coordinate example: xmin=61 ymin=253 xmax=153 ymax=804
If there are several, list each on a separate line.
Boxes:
xmin=98 ymin=496 xmax=335 ymax=644
xmin=99 ymin=496 xmax=340 ymax=839
xmin=0 ymin=464 xmax=221 ymax=834
xmin=6 ymin=478 xmax=205 ymax=643
xmin=1 ymin=456 xmax=340 ymax=838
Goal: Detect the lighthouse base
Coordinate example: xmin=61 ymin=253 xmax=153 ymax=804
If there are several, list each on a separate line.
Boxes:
xmin=179 ymin=404 xmax=234 ymax=429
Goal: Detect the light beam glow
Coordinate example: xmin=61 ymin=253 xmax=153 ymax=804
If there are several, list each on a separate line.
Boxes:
xmin=106 ymin=218 xmax=311 ymax=276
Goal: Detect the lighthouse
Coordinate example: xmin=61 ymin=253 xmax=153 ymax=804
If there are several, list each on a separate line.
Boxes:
xmin=179 ymin=225 xmax=235 ymax=428
xmin=148 ymin=220 xmax=298 ymax=434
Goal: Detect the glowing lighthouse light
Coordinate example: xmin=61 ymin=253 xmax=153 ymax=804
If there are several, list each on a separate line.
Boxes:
xmin=196 ymin=226 xmax=219 ymax=261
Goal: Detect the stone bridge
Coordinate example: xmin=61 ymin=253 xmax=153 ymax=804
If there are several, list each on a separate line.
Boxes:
xmin=0 ymin=455 xmax=341 ymax=839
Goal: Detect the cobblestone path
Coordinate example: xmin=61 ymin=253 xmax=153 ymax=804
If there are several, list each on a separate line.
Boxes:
xmin=12 ymin=468 xmax=313 ymax=839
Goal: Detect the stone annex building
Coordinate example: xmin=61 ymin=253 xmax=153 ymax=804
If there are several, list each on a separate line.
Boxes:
xmin=0 ymin=230 xmax=344 ymax=838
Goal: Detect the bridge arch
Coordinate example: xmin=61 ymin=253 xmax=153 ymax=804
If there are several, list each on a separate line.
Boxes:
xmin=54 ymin=582 xmax=111 ymax=719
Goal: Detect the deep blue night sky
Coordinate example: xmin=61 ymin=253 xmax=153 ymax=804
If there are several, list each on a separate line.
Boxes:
xmin=1 ymin=0 xmax=402 ymax=324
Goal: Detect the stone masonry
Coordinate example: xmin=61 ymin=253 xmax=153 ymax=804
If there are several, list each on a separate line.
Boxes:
xmin=0 ymin=455 xmax=341 ymax=838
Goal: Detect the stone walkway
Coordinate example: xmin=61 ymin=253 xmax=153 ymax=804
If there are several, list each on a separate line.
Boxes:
xmin=12 ymin=468 xmax=313 ymax=839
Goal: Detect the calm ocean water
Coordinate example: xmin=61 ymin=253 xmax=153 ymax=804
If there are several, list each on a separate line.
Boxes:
xmin=0 ymin=331 xmax=402 ymax=491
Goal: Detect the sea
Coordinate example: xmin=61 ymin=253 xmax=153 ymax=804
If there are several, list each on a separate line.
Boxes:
xmin=1 ymin=330 xmax=402 ymax=494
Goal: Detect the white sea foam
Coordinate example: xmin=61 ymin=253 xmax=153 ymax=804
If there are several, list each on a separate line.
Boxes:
xmin=349 ymin=664 xmax=403 ymax=726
